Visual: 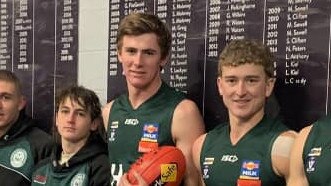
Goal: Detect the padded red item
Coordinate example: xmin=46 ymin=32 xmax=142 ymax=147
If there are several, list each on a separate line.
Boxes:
xmin=127 ymin=146 xmax=186 ymax=186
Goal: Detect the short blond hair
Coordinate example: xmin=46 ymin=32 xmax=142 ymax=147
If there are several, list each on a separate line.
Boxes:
xmin=218 ymin=39 xmax=274 ymax=78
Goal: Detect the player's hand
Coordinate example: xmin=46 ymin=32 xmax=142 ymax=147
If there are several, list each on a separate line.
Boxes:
xmin=118 ymin=171 xmax=148 ymax=186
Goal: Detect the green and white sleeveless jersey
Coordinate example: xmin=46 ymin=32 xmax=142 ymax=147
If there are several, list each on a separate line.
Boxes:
xmin=303 ymin=116 xmax=331 ymax=185
xmin=200 ymin=116 xmax=288 ymax=186
xmin=107 ymin=82 xmax=185 ymax=186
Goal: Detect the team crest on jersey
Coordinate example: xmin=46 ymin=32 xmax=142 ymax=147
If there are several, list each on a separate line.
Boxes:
xmin=71 ymin=173 xmax=86 ymax=186
xmin=306 ymin=156 xmax=316 ymax=173
xmin=202 ymin=157 xmax=214 ymax=179
xmin=10 ymin=148 xmax=27 ymax=168
xmin=239 ymin=160 xmax=260 ymax=180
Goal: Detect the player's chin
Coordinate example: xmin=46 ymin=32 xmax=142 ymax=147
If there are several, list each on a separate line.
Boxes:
xmin=60 ymin=132 xmax=79 ymax=141
xmin=230 ymin=108 xmax=252 ymax=118
xmin=129 ymin=79 xmax=149 ymax=88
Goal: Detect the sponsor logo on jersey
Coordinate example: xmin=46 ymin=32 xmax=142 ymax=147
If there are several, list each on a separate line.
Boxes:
xmin=308 ymin=147 xmax=322 ymax=157
xmin=110 ymin=121 xmax=119 ymax=129
xmin=141 ymin=123 xmax=159 ymax=142
xmin=240 ymin=160 xmax=260 ymax=180
xmin=71 ymin=173 xmax=86 ymax=186
xmin=221 ymin=154 xmax=238 ymax=162
xmin=10 ymin=148 xmax=27 ymax=168
xmin=138 ymin=123 xmax=160 ymax=152
xmin=203 ymin=157 xmax=215 ymax=165
xmin=124 ymin=118 xmax=139 ymax=125
xmin=33 ymin=175 xmax=47 ymax=184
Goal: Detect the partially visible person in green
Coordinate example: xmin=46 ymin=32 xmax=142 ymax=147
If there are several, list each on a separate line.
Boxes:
xmin=0 ymin=70 xmax=52 ymax=186
xmin=31 ymin=85 xmax=110 ymax=186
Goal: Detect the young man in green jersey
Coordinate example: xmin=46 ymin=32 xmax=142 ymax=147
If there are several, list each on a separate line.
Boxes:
xmin=192 ymin=39 xmax=297 ymax=186
xmin=103 ymin=12 xmax=205 ymax=186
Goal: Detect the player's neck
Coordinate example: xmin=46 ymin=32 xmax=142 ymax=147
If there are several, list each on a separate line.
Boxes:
xmin=229 ymin=112 xmax=264 ymax=145
xmin=61 ymin=137 xmax=87 ymax=155
xmin=128 ymin=79 xmax=162 ymax=109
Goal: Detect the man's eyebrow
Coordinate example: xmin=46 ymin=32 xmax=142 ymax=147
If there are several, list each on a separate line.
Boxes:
xmin=222 ymin=75 xmax=237 ymax=78
xmin=142 ymin=48 xmax=157 ymax=52
xmin=245 ymin=75 xmax=261 ymax=78
xmin=59 ymin=105 xmax=86 ymax=112
xmin=0 ymin=92 xmax=13 ymax=96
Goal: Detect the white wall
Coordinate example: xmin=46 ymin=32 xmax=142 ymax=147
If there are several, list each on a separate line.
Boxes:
xmin=78 ymin=0 xmax=109 ymax=105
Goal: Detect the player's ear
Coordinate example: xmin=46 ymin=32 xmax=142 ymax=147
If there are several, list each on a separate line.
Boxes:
xmin=18 ymin=96 xmax=27 ymax=111
xmin=160 ymin=56 xmax=168 ymax=70
xmin=90 ymin=118 xmax=100 ymax=131
xmin=266 ymin=77 xmax=276 ymax=98
xmin=117 ymin=48 xmax=123 ymax=64
xmin=217 ymin=77 xmax=223 ymax=96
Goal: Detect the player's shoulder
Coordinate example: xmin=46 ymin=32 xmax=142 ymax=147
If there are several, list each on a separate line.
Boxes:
xmin=102 ymin=100 xmax=115 ymax=116
xmin=175 ymin=98 xmax=200 ymax=114
xmin=279 ymin=129 xmax=297 ymax=138
xmin=103 ymin=100 xmax=115 ymax=110
xmin=193 ymin=133 xmax=207 ymax=150
xmin=298 ymin=125 xmax=313 ymax=137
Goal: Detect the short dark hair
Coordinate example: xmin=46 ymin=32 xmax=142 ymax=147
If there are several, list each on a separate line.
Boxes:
xmin=54 ymin=85 xmax=106 ymax=143
xmin=55 ymin=85 xmax=101 ymax=121
xmin=117 ymin=12 xmax=171 ymax=60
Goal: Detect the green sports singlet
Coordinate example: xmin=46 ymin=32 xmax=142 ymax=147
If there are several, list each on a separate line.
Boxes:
xmin=200 ymin=116 xmax=288 ymax=186
xmin=107 ymin=82 xmax=185 ymax=186
xmin=303 ymin=116 xmax=331 ymax=185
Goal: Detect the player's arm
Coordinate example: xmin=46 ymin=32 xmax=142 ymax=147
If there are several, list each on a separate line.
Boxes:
xmin=271 ymin=130 xmax=296 ymax=183
xmin=102 ymin=100 xmax=114 ymax=131
xmin=172 ymin=99 xmax=205 ymax=186
xmin=192 ymin=134 xmax=207 ymax=186
xmin=286 ymin=126 xmax=312 ymax=186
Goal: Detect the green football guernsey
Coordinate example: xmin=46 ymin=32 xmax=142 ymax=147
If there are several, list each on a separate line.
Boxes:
xmin=200 ymin=116 xmax=288 ymax=186
xmin=303 ymin=116 xmax=331 ymax=185
xmin=107 ymin=82 xmax=185 ymax=186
